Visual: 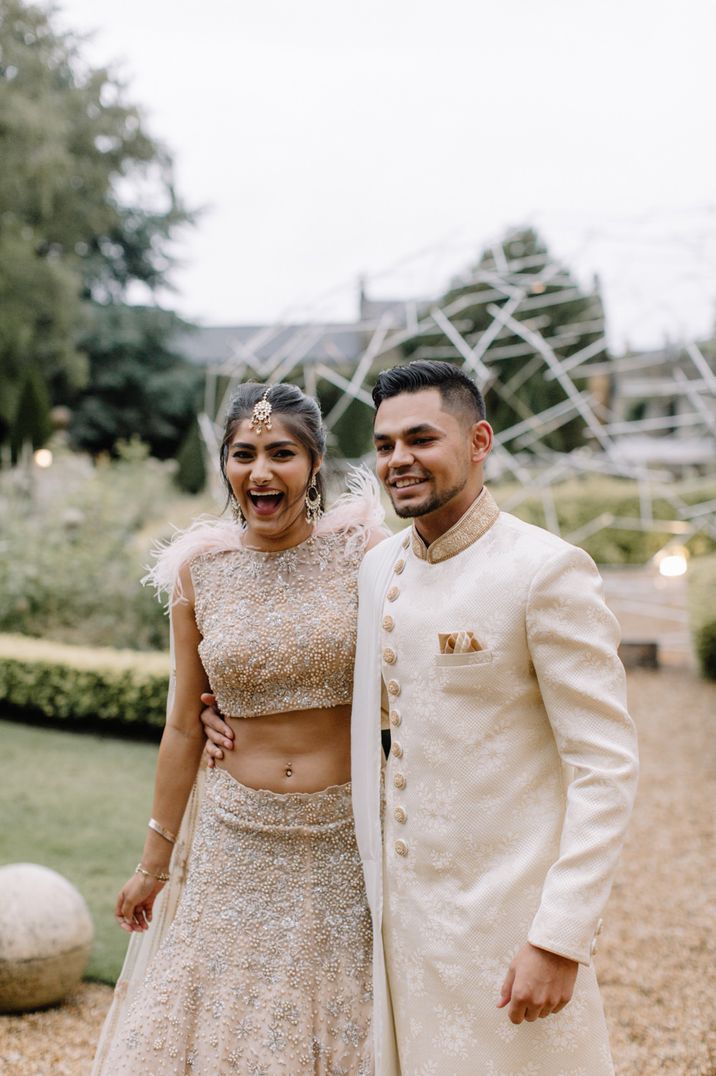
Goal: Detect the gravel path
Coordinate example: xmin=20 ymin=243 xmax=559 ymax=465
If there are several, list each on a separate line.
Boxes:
xmin=1 ymin=666 xmax=714 ymax=1075
xmin=0 ymin=983 xmax=110 ymax=1075
xmin=599 ymin=667 xmax=716 ymax=1075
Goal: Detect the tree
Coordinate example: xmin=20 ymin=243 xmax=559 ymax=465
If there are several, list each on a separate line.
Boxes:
xmin=313 ymin=379 xmax=375 ymax=460
xmin=400 ymin=227 xmax=609 ymax=453
xmin=175 ymin=416 xmax=207 ymax=494
xmin=69 ymin=304 xmax=202 ymax=459
xmin=0 ymin=0 xmax=192 ymax=437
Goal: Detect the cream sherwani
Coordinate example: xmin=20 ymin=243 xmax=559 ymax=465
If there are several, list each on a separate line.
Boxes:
xmin=351 ymin=488 xmax=639 ymax=1075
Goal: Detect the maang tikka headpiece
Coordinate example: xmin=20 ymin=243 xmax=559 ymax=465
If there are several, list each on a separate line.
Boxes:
xmin=249 ymin=386 xmax=273 ymax=435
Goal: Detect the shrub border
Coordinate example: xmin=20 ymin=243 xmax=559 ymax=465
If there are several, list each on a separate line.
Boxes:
xmin=0 ymin=634 xmax=169 ymax=734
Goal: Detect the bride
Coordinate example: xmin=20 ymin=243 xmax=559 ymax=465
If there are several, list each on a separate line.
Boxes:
xmin=92 ymin=382 xmax=385 ymax=1074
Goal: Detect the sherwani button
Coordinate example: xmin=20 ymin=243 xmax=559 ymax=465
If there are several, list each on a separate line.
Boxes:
xmin=382 ymin=615 xmax=395 ymax=632
xmin=596 ymin=918 xmax=604 ymax=935
xmin=394 ymin=839 xmax=408 ymax=856
xmin=394 ymin=807 xmax=407 ymax=823
xmin=393 ymin=559 xmax=405 ymax=575
xmin=389 ymin=710 xmax=401 ymax=727
xmin=383 ymin=648 xmax=397 ymax=665
xmin=391 ymin=742 xmax=403 ymax=758
xmin=387 ymin=679 xmax=401 ymax=697
xmin=401 ymin=534 xmax=410 ymax=549
xmin=590 ymin=938 xmax=598 ymax=956
xmin=393 ymin=773 xmax=406 ymax=789
xmin=386 ymin=586 xmax=400 ymax=602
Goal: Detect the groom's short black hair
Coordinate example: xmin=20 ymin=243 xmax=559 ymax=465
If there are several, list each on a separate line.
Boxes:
xmin=372 ymin=360 xmax=486 ymax=424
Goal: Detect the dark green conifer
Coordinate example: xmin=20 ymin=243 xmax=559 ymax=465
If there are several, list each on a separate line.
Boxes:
xmin=10 ymin=367 xmax=53 ymax=463
xmin=175 ymin=417 xmax=207 ymax=494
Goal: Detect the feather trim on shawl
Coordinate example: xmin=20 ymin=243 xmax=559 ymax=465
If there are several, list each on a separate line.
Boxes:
xmin=142 ymin=465 xmax=387 ymax=609
xmin=317 ymin=465 xmax=388 ymax=558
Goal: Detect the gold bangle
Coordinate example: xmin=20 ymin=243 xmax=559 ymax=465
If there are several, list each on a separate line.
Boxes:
xmin=148 ymin=818 xmax=177 ymax=845
xmin=135 ymin=863 xmax=170 ymax=883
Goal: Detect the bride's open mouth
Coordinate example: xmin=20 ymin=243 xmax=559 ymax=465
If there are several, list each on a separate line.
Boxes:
xmin=247 ymin=490 xmax=284 ymax=516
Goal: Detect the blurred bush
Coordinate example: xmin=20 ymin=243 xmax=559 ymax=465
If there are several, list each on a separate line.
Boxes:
xmin=0 ymin=440 xmax=213 ymax=650
xmin=0 ymin=634 xmax=168 ymax=731
xmin=493 ymin=476 xmax=716 ymax=564
xmin=687 ymin=554 xmax=716 ymax=681
xmin=2 ymin=450 xmax=715 ymax=660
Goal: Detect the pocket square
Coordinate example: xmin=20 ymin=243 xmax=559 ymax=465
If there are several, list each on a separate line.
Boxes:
xmin=438 ymin=631 xmax=483 ymax=655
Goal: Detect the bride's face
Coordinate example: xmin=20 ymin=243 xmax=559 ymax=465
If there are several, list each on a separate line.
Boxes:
xmin=225 ymin=415 xmax=315 ymax=542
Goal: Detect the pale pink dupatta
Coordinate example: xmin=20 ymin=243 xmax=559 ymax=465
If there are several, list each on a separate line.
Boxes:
xmin=91 ymin=637 xmax=207 ymax=1072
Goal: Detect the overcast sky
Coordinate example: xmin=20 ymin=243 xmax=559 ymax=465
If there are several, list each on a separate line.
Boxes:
xmin=57 ymin=0 xmax=716 ymax=350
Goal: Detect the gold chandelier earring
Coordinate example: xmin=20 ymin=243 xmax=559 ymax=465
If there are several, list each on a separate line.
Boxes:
xmin=231 ymin=495 xmax=245 ymax=524
xmin=305 ymin=474 xmax=322 ymax=524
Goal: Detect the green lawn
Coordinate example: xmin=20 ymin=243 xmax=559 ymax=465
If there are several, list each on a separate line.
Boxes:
xmin=0 ymin=718 xmax=159 ymax=983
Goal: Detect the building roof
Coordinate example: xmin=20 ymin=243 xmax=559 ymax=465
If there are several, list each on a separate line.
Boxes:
xmin=174 ymin=322 xmax=368 ymax=370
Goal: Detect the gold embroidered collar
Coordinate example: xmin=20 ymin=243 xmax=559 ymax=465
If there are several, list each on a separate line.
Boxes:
xmin=411 ymin=487 xmax=500 ymax=564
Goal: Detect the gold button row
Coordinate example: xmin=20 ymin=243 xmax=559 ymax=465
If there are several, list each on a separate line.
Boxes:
xmin=393 ymin=558 xmax=405 ymax=575
xmin=382 ymin=615 xmax=395 ymax=632
xmin=389 ymin=709 xmax=401 ymax=727
xmin=394 ymin=806 xmax=407 ymax=824
xmin=383 ymin=647 xmax=397 ymax=665
xmin=386 ymin=586 xmax=400 ymax=602
xmin=387 ymin=679 xmax=400 ymax=697
xmin=394 ymin=839 xmax=408 ymax=857
xmin=393 ymin=773 xmax=406 ymax=790
xmin=391 ymin=741 xmax=403 ymax=759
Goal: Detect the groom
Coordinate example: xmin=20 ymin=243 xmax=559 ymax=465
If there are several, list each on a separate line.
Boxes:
xmin=350 ymin=360 xmax=637 ymax=1074
xmin=203 ymin=360 xmax=638 ymax=1075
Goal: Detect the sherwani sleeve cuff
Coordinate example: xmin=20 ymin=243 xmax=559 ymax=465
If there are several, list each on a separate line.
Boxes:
xmin=527 ymin=922 xmax=600 ymax=967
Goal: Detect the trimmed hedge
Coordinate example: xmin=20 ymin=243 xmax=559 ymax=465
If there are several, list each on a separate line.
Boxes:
xmin=0 ymin=634 xmax=169 ymax=731
xmin=687 ymin=555 xmax=716 ymax=680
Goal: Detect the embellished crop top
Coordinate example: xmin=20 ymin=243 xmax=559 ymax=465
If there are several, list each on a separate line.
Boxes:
xmin=143 ymin=467 xmax=386 ymax=720
xmin=189 ymin=532 xmax=364 ymax=719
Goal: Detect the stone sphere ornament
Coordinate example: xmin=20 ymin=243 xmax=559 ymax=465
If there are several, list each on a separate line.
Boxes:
xmin=0 ymin=863 xmax=94 ymax=1012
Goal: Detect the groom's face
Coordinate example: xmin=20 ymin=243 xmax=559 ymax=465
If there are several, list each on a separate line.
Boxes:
xmin=373 ymin=388 xmax=478 ymax=519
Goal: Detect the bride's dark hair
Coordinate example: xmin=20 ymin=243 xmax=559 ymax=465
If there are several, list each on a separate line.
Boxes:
xmin=219 ymin=382 xmax=327 ymax=508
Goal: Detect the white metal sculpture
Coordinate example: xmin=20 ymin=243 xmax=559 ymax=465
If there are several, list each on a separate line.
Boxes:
xmin=197 ymin=229 xmax=716 ymax=560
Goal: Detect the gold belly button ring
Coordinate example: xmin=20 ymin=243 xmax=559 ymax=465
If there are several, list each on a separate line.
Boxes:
xmin=284 ymin=763 xmax=293 ymax=778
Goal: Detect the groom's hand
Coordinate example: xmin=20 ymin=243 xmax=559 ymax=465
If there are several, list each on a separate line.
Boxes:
xmin=199 ymin=693 xmax=234 ymax=768
xmin=497 ymin=942 xmax=578 ymax=1024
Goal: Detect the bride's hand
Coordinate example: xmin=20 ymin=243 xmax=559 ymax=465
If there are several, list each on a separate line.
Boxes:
xmin=115 ymin=870 xmax=166 ymax=933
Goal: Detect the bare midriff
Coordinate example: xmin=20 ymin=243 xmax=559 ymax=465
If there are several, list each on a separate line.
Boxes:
xmin=215 ymin=704 xmax=352 ymax=794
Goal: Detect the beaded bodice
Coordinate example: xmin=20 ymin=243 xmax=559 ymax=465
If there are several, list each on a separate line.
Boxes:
xmin=189 ymin=531 xmax=364 ymax=719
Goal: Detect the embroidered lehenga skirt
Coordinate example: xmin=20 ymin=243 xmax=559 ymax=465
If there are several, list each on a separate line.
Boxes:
xmin=97 ymin=768 xmax=374 ymax=1075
